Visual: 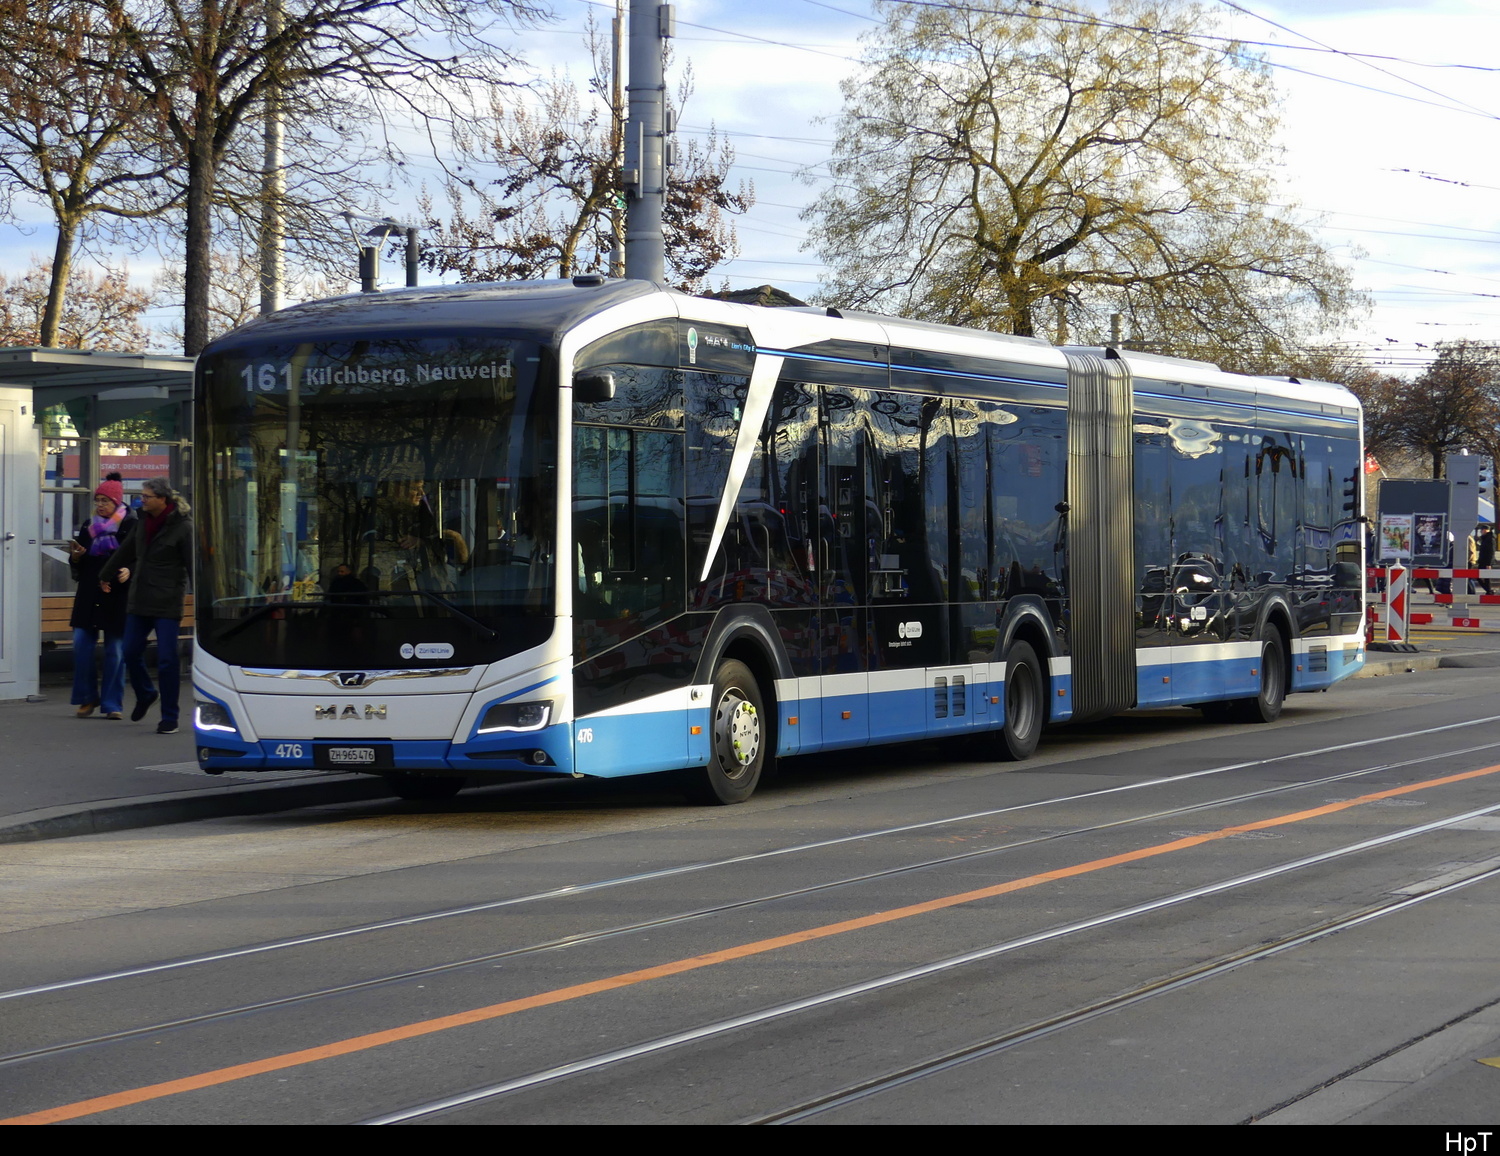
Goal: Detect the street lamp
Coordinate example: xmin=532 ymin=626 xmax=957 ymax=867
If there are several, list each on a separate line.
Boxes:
xmin=341 ymin=212 xmax=420 ymax=292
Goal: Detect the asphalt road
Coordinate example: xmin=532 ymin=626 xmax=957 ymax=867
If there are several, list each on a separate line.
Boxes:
xmin=3 ymin=661 xmax=1500 ymax=1126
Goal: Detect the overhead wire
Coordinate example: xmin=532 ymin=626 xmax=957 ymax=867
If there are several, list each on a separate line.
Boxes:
xmin=373 ymin=1 xmax=1500 ymax=339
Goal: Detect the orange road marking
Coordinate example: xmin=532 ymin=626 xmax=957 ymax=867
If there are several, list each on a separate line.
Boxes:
xmin=7 ymin=761 xmax=1500 ymax=1125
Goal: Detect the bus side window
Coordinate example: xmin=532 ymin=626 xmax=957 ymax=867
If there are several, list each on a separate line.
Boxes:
xmin=572 ymin=421 xmax=686 ymax=654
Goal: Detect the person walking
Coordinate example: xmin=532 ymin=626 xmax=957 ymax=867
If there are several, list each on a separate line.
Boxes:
xmin=1478 ymin=524 xmax=1496 ymax=595
xmin=100 ymin=477 xmax=192 ymax=734
xmin=67 ymin=473 xmax=135 ymax=720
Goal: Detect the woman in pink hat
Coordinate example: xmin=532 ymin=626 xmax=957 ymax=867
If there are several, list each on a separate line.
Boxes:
xmin=66 ymin=473 xmax=136 ymax=719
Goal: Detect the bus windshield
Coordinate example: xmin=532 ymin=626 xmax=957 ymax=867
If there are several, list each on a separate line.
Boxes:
xmin=196 ymin=332 xmax=557 ymax=669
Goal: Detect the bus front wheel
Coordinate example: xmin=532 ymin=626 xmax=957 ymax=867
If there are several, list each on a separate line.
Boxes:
xmin=998 ymin=641 xmax=1044 ymax=761
xmin=679 ymin=659 xmax=766 ymax=805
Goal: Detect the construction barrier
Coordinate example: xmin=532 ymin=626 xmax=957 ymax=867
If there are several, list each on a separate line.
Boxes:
xmin=1368 ymin=567 xmax=1499 ymax=634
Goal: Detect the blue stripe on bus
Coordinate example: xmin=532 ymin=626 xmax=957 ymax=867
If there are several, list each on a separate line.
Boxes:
xmin=490 ymin=675 xmax=560 ymax=704
xmin=200 ymin=648 xmax=1361 ymax=779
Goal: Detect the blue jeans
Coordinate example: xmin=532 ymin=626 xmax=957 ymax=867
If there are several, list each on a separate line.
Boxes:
xmin=123 ymin=614 xmax=181 ymax=724
xmin=72 ymin=627 xmax=125 ymax=714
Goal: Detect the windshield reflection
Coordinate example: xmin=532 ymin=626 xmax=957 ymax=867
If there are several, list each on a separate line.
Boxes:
xmin=196 ymin=334 xmax=556 ymax=668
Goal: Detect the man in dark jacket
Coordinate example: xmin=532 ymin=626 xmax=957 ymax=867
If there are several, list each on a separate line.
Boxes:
xmin=101 ymin=477 xmax=192 ymax=734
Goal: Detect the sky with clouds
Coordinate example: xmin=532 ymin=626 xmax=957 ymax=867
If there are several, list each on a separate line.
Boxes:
xmin=3 ymin=0 xmax=1496 ymax=373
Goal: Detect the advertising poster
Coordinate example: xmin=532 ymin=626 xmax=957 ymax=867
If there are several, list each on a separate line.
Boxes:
xmin=1379 ymin=514 xmax=1412 ymax=562
xmin=1414 ymin=512 xmax=1447 ymax=562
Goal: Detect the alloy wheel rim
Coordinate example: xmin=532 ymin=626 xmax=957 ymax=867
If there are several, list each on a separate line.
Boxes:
xmin=716 ymin=692 xmax=760 ymax=775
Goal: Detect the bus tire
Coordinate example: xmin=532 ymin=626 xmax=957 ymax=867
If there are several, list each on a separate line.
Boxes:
xmin=998 ymin=641 xmax=1044 ymax=761
xmin=679 ymin=659 xmax=766 ymax=805
xmin=1236 ymin=633 xmax=1287 ymax=724
xmin=386 ymin=773 xmax=466 ymax=801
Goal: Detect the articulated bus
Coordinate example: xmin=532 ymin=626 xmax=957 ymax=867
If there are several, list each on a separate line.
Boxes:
xmin=192 ymin=278 xmax=1365 ymax=803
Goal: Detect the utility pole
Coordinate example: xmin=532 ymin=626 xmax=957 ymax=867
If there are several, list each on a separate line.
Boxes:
xmin=259 ymin=0 xmax=285 ymax=314
xmin=623 ymin=1 xmax=674 ymax=282
xmin=609 ymin=0 xmax=626 ymax=278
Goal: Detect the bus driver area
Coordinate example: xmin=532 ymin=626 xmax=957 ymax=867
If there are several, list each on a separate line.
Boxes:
xmin=192 ymin=278 xmax=1365 ymax=804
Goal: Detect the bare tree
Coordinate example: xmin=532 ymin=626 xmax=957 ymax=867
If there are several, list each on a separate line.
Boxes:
xmin=0 ymin=0 xmax=175 ymax=345
xmin=1402 ymin=341 xmax=1500 ymax=477
xmin=1342 ymin=369 xmax=1409 ymax=463
xmin=73 ymin=0 xmax=541 ymax=355
xmin=152 ymin=219 xmax=351 ymax=345
xmin=0 ymin=257 xmax=155 ymax=350
xmin=420 ymin=33 xmax=752 ymax=292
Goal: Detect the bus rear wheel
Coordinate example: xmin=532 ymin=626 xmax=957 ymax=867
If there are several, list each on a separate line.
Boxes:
xmin=679 ymin=659 xmax=766 ymax=805
xmin=998 ymin=641 xmax=1044 ymax=761
xmin=1236 ymin=633 xmax=1287 ymax=724
xmin=386 ymin=773 xmax=466 ymax=801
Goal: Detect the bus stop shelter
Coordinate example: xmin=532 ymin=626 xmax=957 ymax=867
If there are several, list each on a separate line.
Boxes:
xmin=0 ymin=348 xmax=194 ymax=701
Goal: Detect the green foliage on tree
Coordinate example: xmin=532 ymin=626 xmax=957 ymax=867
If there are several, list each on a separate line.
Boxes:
xmin=804 ymin=0 xmax=1363 ymax=373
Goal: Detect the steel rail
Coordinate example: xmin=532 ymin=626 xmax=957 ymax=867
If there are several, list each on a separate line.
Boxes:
xmin=359 ymin=799 xmax=1500 ymax=1125
xmin=751 ymin=863 xmax=1500 ymax=1124
xmin=6 ymin=742 xmax=1490 ymax=1070
xmin=6 ymin=713 xmax=1496 ymax=1005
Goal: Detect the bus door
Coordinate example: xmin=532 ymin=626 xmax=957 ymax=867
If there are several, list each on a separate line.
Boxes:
xmin=1133 ymin=414 xmax=1174 ymax=705
xmin=818 ymin=386 xmax=869 ymax=746
xmin=1165 ymin=413 xmax=1232 ymax=700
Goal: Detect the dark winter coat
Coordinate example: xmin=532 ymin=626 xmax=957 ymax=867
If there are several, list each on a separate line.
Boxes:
xmin=102 ymin=499 xmax=193 ymax=620
xmin=69 ymin=513 xmax=137 ymax=632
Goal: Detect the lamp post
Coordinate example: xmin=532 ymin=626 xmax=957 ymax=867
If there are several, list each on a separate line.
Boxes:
xmin=341 ymin=212 xmax=421 ymax=292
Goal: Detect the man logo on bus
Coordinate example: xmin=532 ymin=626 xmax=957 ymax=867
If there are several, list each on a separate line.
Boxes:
xmin=898 ymin=621 xmax=923 ymax=639
xmin=687 ymin=327 xmax=699 ymax=364
xmin=314 ymin=704 xmax=387 ymax=720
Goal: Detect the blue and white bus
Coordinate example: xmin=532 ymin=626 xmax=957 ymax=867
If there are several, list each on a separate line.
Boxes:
xmin=192 ymin=278 xmax=1365 ymax=802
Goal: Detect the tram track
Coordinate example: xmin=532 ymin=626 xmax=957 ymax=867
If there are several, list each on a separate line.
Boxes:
xmin=5 ymin=735 xmax=1500 ymax=1077
xmin=6 ymin=713 xmax=1499 ymax=1007
xmin=746 ymin=860 xmax=1500 ymax=1125
xmin=359 ymin=799 xmax=1500 ymax=1125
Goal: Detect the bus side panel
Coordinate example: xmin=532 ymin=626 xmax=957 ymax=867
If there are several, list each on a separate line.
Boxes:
xmin=1164 ymin=641 xmax=1262 ymax=703
xmin=572 ymin=685 xmax=709 ymax=777
xmin=1290 ymin=634 xmax=1365 ymax=691
xmin=819 ymin=671 xmax=870 ymax=750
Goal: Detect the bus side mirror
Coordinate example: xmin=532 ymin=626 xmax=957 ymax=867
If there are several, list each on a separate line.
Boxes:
xmin=574 ymin=369 xmax=616 ymax=403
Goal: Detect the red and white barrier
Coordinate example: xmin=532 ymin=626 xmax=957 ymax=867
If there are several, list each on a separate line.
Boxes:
xmin=1368 ymin=566 xmax=1499 ymax=633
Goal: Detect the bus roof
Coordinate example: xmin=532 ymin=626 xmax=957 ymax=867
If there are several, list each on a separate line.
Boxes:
xmin=205 ymin=278 xmax=661 ymax=351
xmin=208 ymin=279 xmax=1361 ymax=416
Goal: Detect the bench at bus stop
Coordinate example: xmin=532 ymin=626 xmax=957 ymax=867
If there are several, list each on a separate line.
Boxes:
xmin=40 ymin=594 xmax=196 ymax=673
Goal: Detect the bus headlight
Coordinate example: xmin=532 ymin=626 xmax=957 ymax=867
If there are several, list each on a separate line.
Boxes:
xmin=477 ymin=700 xmax=554 ymax=734
xmin=195 ymin=699 xmax=239 ymax=735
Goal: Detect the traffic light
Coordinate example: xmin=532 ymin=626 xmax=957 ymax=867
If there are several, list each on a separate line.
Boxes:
xmin=1342 ymin=470 xmax=1360 ymax=514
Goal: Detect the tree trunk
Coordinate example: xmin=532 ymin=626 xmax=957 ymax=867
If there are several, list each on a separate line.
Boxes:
xmin=183 ymin=126 xmax=216 ymax=356
xmin=40 ymin=216 xmax=79 ymax=347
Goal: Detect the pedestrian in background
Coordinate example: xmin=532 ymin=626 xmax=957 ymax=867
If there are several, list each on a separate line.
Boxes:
xmin=1479 ymin=524 xmax=1496 ymax=595
xmin=67 ymin=473 xmax=135 ymax=720
xmin=100 ymin=477 xmax=192 ymax=734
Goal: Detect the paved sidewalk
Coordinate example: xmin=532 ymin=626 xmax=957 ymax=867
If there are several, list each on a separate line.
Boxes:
xmin=4 ymin=639 xmax=1500 ymax=846
xmin=0 ymin=670 xmax=392 ymax=844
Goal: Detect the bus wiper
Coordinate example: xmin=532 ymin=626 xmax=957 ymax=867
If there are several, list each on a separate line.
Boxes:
xmin=360 ymin=588 xmax=498 ymax=640
xmin=214 ymin=590 xmax=495 ymax=642
xmin=407 ymin=589 xmax=498 ymax=640
xmin=215 ymin=598 xmax=353 ymax=640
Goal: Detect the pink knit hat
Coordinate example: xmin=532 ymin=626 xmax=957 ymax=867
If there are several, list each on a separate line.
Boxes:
xmin=94 ymin=473 xmax=124 ymax=507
